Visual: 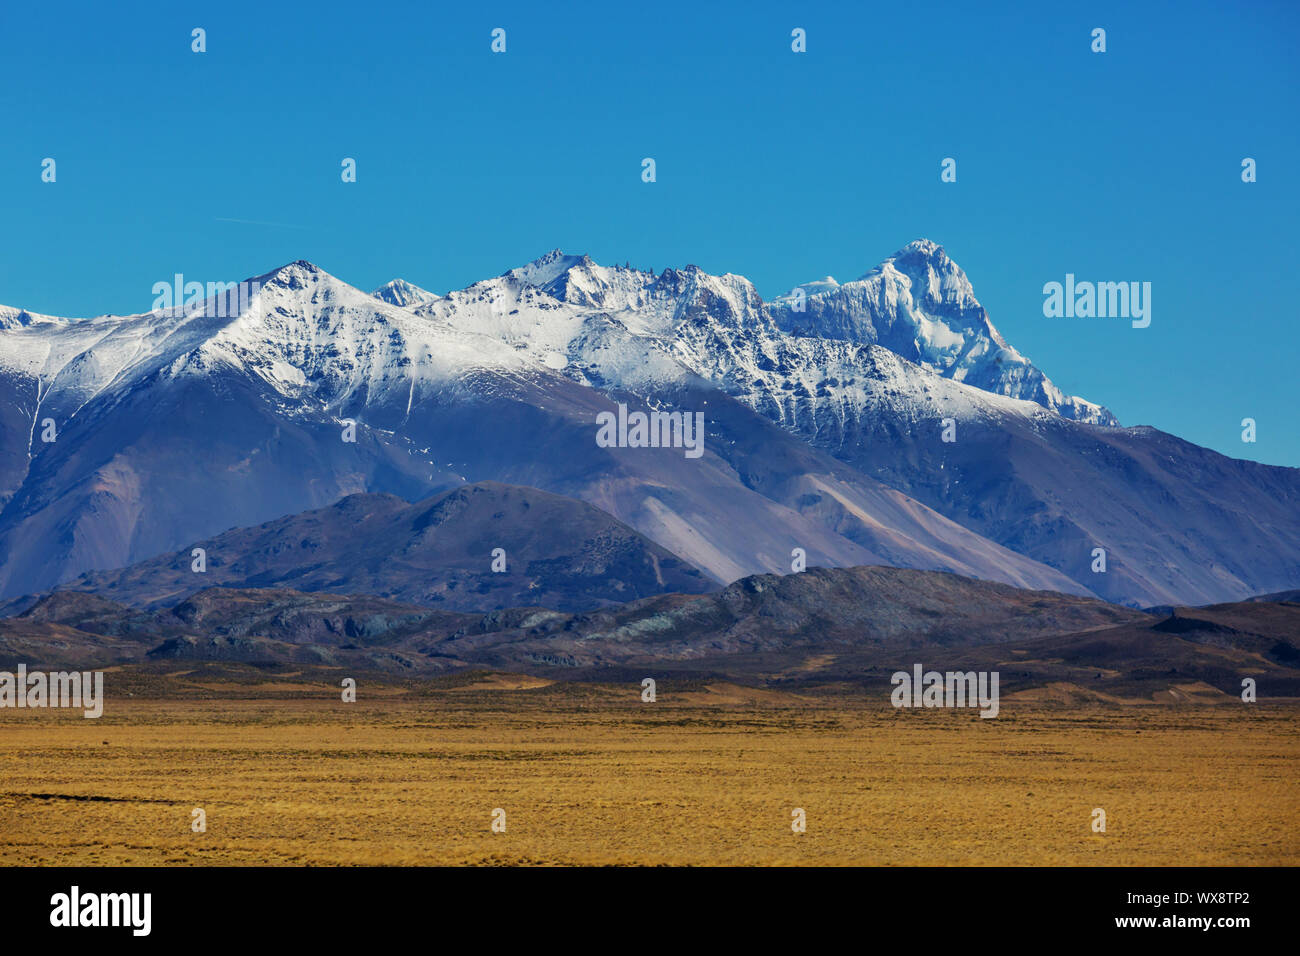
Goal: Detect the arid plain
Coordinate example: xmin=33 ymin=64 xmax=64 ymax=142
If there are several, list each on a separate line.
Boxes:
xmin=1 ymin=667 xmax=1296 ymax=866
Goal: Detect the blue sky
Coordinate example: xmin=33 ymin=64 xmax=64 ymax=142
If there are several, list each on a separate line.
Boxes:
xmin=1 ymin=0 xmax=1297 ymax=465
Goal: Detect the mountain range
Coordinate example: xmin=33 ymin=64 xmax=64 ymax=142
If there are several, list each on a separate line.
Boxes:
xmin=1 ymin=239 xmax=1297 ymax=615
xmin=0 ymin=481 xmax=712 ymax=614
xmin=3 ymin=565 xmax=1296 ymax=701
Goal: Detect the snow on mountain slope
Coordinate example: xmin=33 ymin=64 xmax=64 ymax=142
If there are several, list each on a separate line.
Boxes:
xmin=371 ymin=278 xmax=440 ymax=309
xmin=201 ymin=262 xmax=532 ymax=410
xmin=401 ymin=249 xmax=1054 ymax=435
xmin=387 ymin=242 xmax=1110 ymax=434
xmin=770 ymin=240 xmax=1117 ymax=425
xmin=0 ymin=243 xmax=1111 ymax=451
xmin=0 ymin=306 xmax=74 ymax=331
xmin=0 ymin=263 xmax=530 ymax=449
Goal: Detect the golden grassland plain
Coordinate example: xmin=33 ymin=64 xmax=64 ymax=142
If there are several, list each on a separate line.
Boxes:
xmin=1 ymin=674 xmax=1297 ymax=866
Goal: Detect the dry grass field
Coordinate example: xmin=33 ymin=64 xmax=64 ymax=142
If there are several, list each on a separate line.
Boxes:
xmin=1 ymin=672 xmax=1297 ymax=866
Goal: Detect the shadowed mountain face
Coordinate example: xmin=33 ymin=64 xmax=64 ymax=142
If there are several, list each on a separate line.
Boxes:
xmin=1 ymin=566 xmax=1295 ymax=699
xmin=13 ymin=482 xmax=715 ymax=614
xmin=474 ymin=564 xmax=1149 ymax=663
xmin=0 ymin=565 xmax=1138 ymax=673
xmin=781 ymin=387 xmax=1300 ymax=608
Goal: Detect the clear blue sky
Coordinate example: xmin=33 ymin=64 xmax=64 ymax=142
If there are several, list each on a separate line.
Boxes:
xmin=1 ymin=0 xmax=1296 ymax=465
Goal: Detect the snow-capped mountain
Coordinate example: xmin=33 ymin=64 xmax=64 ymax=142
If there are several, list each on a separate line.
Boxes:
xmin=371 ymin=278 xmax=440 ymax=309
xmin=397 ymin=244 xmax=1113 ymax=439
xmin=384 ymin=245 xmax=1300 ymax=606
xmin=0 ymin=243 xmax=1297 ymax=608
xmin=770 ymin=240 xmax=1117 ymax=426
xmin=0 ymin=257 xmax=1088 ymax=601
xmin=392 ymin=243 xmax=1112 ymax=426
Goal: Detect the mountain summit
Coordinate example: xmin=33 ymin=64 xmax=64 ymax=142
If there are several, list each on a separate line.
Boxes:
xmin=771 ymin=239 xmax=1116 ymax=425
xmin=371 ymin=277 xmax=440 ymax=309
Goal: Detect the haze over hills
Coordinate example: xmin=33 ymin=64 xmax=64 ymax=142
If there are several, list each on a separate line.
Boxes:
xmin=0 ymin=241 xmax=1297 ymax=610
xmin=8 ymin=481 xmax=713 ymax=614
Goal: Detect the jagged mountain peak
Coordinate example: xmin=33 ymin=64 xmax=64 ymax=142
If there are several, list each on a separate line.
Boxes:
xmin=0 ymin=244 xmax=1113 ymax=430
xmin=771 ymin=240 xmax=1115 ymax=426
xmin=870 ymin=237 xmax=950 ymax=276
xmin=866 ymin=238 xmax=981 ymax=313
xmin=897 ymin=237 xmax=944 ymax=256
xmin=371 ymin=277 xmax=439 ymax=309
xmin=505 ymin=249 xmax=595 ymax=287
xmin=252 ymin=259 xmax=328 ymax=289
xmin=0 ymin=305 xmax=66 ymax=330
